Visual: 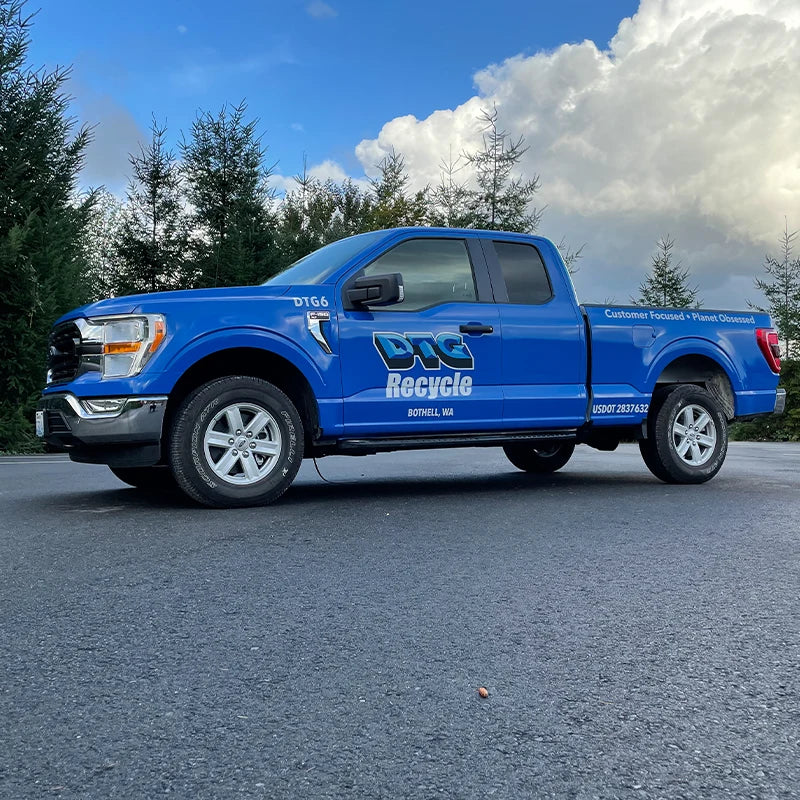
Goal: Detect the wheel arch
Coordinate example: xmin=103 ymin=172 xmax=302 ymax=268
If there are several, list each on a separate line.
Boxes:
xmin=164 ymin=347 xmax=321 ymax=451
xmin=648 ymin=343 xmax=741 ymax=420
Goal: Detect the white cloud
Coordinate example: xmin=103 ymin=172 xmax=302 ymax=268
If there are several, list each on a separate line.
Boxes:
xmin=177 ymin=24 xmax=187 ymax=35
xmin=306 ymin=1 xmax=337 ymax=19
xmin=271 ymin=159 xmax=370 ymax=197
xmin=354 ymin=0 xmax=800 ymax=307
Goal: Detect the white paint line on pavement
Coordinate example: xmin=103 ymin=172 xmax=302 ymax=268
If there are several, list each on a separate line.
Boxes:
xmin=0 ymin=459 xmax=72 ymax=465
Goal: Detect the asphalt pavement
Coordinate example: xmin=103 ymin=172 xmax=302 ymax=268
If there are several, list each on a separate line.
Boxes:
xmin=1 ymin=443 xmax=799 ymax=799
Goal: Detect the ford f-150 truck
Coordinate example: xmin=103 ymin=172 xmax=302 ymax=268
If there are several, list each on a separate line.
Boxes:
xmin=37 ymin=227 xmax=785 ymax=507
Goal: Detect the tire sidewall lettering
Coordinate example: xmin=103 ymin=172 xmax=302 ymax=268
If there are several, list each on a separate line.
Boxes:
xmin=192 ymin=398 xmax=221 ymax=489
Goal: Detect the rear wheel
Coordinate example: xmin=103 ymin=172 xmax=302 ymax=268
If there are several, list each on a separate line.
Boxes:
xmin=638 ymin=386 xmax=680 ymax=482
xmin=169 ymin=376 xmax=303 ymax=508
xmin=109 ymin=465 xmax=176 ymax=490
xmin=503 ymin=441 xmax=576 ymax=473
xmin=640 ymin=384 xmax=727 ymax=484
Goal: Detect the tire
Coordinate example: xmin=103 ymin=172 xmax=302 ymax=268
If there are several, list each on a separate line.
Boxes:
xmin=638 ymin=385 xmax=681 ymax=482
xmin=640 ymin=384 xmax=728 ymax=484
xmin=503 ymin=441 xmax=576 ymax=473
xmin=169 ymin=376 xmax=304 ymax=508
xmin=109 ymin=465 xmax=176 ymax=490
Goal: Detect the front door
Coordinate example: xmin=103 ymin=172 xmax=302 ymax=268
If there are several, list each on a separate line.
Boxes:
xmin=338 ymin=236 xmax=502 ymax=436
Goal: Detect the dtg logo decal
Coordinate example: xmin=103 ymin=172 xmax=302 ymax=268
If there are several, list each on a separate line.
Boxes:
xmin=373 ymin=332 xmax=474 ymax=399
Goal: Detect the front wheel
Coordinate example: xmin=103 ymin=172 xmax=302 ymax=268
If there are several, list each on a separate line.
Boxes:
xmin=503 ymin=441 xmax=576 ymax=473
xmin=640 ymin=384 xmax=728 ymax=484
xmin=169 ymin=376 xmax=303 ymax=508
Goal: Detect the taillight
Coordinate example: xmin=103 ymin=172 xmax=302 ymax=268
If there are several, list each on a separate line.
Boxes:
xmin=756 ymin=328 xmax=781 ymax=373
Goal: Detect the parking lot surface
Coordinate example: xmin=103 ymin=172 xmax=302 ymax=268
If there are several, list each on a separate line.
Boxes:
xmin=1 ymin=443 xmax=799 ymax=798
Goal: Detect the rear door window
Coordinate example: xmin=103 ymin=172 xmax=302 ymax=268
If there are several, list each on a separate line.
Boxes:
xmin=493 ymin=241 xmax=552 ymax=305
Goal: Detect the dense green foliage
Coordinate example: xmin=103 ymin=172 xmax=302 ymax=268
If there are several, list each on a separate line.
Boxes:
xmin=276 ymin=168 xmax=375 ymax=266
xmin=115 ymin=118 xmax=191 ymax=294
xmin=748 ymin=224 xmax=800 ymax=359
xmin=181 ymin=101 xmax=279 ymax=287
xmin=0 ymin=1 xmax=93 ymax=451
xmin=730 ymin=359 xmax=800 ymax=441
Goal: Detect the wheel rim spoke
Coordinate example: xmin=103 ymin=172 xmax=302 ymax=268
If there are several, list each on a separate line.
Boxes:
xmin=206 ymin=431 xmax=232 ymax=449
xmin=225 ymin=407 xmax=245 ymax=434
xmin=203 ymin=402 xmax=283 ymax=485
xmin=251 ymin=439 xmax=280 ymax=457
xmin=214 ymin=449 xmax=240 ymax=477
xmin=694 ymin=411 xmax=711 ymax=431
xmin=245 ymin=410 xmax=270 ymax=437
xmin=240 ymin=453 xmax=260 ymax=481
xmin=671 ymin=403 xmax=717 ymax=466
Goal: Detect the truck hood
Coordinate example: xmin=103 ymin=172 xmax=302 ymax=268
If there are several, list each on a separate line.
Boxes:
xmin=55 ymin=285 xmax=293 ymax=325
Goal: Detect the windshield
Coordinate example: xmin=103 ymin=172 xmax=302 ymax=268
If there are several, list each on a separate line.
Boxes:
xmin=264 ymin=231 xmax=386 ymax=286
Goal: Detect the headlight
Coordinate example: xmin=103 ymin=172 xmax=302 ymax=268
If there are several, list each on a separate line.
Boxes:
xmin=83 ymin=314 xmax=167 ymax=378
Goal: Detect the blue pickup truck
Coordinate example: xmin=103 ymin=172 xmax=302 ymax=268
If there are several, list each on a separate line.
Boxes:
xmin=37 ymin=227 xmax=785 ymax=507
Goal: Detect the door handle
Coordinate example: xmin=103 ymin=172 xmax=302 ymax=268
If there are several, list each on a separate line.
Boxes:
xmin=459 ymin=323 xmax=494 ymax=335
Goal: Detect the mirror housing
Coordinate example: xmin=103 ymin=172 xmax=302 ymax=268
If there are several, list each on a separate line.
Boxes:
xmin=346 ymin=273 xmax=404 ymax=308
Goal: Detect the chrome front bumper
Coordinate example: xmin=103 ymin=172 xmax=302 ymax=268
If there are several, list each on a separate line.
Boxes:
xmin=37 ymin=393 xmax=168 ymax=446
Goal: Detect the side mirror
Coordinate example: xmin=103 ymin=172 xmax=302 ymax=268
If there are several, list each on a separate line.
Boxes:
xmin=346 ymin=273 xmax=404 ymax=308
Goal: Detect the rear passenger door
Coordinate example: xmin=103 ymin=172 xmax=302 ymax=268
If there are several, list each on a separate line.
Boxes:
xmin=482 ymin=238 xmax=588 ymax=428
xmin=338 ymin=236 xmax=503 ymax=436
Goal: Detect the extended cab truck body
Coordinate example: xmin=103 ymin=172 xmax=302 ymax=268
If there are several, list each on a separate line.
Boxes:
xmin=37 ymin=227 xmax=785 ymax=507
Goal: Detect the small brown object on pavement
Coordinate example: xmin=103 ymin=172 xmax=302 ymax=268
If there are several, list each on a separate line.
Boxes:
xmin=478 ymin=687 xmax=489 ymax=698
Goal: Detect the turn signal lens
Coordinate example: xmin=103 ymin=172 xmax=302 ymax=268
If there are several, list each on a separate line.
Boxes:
xmin=104 ymin=342 xmax=141 ymax=354
xmin=150 ymin=318 xmax=166 ymax=354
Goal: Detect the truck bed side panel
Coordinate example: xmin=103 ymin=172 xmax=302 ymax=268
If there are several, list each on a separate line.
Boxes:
xmin=584 ymin=306 xmax=779 ymax=425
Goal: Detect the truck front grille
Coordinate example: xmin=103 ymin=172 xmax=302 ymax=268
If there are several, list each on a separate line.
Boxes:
xmin=47 ymin=322 xmax=82 ymax=384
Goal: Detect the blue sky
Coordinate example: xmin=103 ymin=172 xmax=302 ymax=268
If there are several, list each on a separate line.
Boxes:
xmin=28 ymin=0 xmax=638 ymax=186
xmin=22 ymin=1 xmax=800 ymax=306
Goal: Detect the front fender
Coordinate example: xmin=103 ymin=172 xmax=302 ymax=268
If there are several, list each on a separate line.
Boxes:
xmin=160 ymin=327 xmax=334 ymax=398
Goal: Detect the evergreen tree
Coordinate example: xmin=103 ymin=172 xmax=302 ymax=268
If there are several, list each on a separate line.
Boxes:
xmin=326 ymin=178 xmax=374 ymax=241
xmin=369 ymin=149 xmax=428 ymax=229
xmin=276 ymin=163 xmax=374 ymax=267
xmin=114 ymin=117 xmax=190 ymax=295
xmin=557 ymin=237 xmax=585 ymax=276
xmin=276 ymin=164 xmax=323 ymax=266
xmin=429 ymin=150 xmax=473 ymax=228
xmin=748 ymin=222 xmax=800 ymax=358
xmin=0 ymin=0 xmax=93 ymax=451
xmin=464 ymin=105 xmax=542 ymax=233
xmin=634 ymin=235 xmax=700 ymax=308
xmin=181 ymin=101 xmax=277 ymax=287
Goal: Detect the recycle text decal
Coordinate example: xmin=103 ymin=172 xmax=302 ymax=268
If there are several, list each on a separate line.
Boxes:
xmin=373 ymin=332 xmax=474 ymax=399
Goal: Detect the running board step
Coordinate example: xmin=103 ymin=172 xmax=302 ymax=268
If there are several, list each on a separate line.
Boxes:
xmin=337 ymin=429 xmax=578 ymax=453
